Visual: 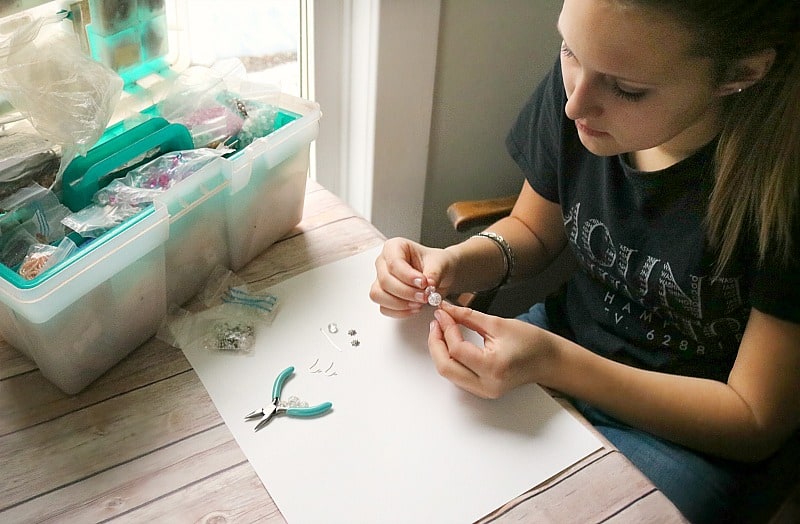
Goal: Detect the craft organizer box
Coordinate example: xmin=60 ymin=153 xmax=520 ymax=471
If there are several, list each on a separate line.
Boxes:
xmin=0 ymin=92 xmax=319 ymax=394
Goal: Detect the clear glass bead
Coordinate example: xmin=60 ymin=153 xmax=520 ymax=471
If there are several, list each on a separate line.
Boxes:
xmin=425 ymin=286 xmax=442 ymax=307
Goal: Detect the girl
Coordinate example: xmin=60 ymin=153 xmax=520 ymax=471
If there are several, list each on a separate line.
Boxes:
xmin=369 ymin=1 xmax=800 ymax=522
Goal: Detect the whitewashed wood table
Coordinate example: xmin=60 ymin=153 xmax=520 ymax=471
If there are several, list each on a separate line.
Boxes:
xmin=0 ymin=180 xmax=687 ymax=523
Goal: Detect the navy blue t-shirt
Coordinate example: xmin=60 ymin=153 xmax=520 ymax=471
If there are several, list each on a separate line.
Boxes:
xmin=506 ymin=59 xmax=800 ymax=382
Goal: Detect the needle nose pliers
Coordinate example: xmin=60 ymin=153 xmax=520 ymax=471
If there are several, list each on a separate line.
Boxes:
xmin=245 ymin=365 xmax=333 ymax=431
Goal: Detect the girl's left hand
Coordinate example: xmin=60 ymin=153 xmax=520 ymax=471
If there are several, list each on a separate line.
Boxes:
xmin=428 ymin=301 xmax=558 ymax=398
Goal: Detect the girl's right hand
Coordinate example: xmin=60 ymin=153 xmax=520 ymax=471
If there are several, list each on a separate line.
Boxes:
xmin=369 ymin=237 xmax=456 ymax=318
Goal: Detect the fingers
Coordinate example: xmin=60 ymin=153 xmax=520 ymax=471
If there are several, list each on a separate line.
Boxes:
xmin=369 ymin=270 xmax=424 ymax=318
xmin=433 ymin=306 xmax=494 ymax=377
xmin=370 ymin=239 xmax=439 ymax=317
xmin=438 ymin=300 xmax=494 ymax=342
xmin=429 ymin=304 xmax=514 ymax=399
xmin=429 ymin=307 xmax=508 ymax=399
xmin=370 ymin=265 xmax=425 ymax=318
xmin=428 ymin=315 xmax=487 ymax=397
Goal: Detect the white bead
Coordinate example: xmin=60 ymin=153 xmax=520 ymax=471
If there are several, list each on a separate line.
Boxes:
xmin=425 ymin=286 xmax=442 ymax=307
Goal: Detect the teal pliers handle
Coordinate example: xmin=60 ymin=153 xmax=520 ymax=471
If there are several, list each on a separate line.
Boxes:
xmin=286 ymin=401 xmax=333 ymax=417
xmin=272 ymin=366 xmax=295 ymax=401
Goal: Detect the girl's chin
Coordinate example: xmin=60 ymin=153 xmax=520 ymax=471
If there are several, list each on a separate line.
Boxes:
xmin=576 ymin=134 xmax=625 ymax=157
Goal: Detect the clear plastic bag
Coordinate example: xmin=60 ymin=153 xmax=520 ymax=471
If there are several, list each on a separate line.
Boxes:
xmin=0 ymin=11 xmax=123 ymax=179
xmin=222 ymin=78 xmax=280 ymax=149
xmin=156 ymin=66 xmax=244 ymax=149
xmin=157 ymin=60 xmax=281 ymax=150
xmin=157 ymin=266 xmax=279 ymax=354
xmin=18 ymin=236 xmax=78 ymax=280
xmin=0 ymin=184 xmax=71 ymax=267
xmin=61 ymin=202 xmax=144 ymax=239
xmin=115 ymin=148 xmax=230 ymax=190
xmin=0 ymin=132 xmax=60 ymax=199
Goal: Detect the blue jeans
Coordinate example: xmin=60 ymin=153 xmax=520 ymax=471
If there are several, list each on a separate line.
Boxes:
xmin=517 ymin=302 xmax=800 ymax=523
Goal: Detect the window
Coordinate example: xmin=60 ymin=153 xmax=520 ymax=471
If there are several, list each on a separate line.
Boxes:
xmin=172 ymin=0 xmax=302 ymax=97
xmin=0 ymin=1 xmax=303 ymax=122
xmin=311 ymin=0 xmax=440 ymax=240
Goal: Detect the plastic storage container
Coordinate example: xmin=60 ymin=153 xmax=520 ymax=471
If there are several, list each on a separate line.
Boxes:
xmin=159 ymin=156 xmax=230 ymax=307
xmin=221 ymin=93 xmax=320 ymax=270
xmin=0 ymin=204 xmax=169 ymax=394
xmin=0 ymin=92 xmax=319 ymax=394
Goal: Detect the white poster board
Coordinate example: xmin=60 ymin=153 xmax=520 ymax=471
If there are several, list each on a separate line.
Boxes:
xmin=181 ymin=246 xmax=601 ymax=523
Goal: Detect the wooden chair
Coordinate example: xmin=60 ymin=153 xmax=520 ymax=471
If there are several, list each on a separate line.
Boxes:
xmin=447 ymin=194 xmax=517 ymax=233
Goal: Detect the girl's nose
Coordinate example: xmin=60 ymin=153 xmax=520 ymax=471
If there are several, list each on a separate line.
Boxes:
xmin=564 ymin=72 xmax=602 ymax=120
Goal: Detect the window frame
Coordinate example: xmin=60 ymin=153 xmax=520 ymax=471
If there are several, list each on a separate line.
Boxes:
xmin=309 ymin=0 xmax=441 ymax=241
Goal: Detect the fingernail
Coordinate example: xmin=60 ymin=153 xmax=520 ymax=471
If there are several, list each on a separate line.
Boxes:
xmin=429 ymin=320 xmax=436 ymax=332
xmin=413 ymin=277 xmax=425 ymax=288
xmin=413 ymin=292 xmax=425 ymax=302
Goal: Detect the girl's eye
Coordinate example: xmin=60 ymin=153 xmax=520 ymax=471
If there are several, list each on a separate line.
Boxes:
xmin=560 ymin=40 xmax=647 ymax=102
xmin=612 ymin=84 xmax=647 ymax=102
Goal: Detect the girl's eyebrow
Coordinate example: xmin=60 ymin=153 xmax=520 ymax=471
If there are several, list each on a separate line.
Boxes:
xmin=555 ymin=23 xmax=663 ymax=87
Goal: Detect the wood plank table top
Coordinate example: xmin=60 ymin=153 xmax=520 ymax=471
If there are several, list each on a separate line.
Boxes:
xmin=0 ymin=180 xmax=688 ymax=523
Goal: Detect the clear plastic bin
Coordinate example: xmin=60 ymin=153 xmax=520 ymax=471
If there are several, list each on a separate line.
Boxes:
xmin=0 ymin=204 xmax=169 ymax=394
xmin=0 ymin=93 xmax=319 ymax=394
xmin=222 ymin=93 xmax=320 ymax=270
xmin=157 ymin=156 xmax=230 ymax=307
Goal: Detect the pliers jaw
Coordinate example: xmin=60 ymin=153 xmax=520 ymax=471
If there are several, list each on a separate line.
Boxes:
xmin=253 ymin=405 xmax=281 ymax=431
xmin=244 ymin=408 xmax=265 ymax=420
xmin=245 ymin=397 xmax=281 ymax=431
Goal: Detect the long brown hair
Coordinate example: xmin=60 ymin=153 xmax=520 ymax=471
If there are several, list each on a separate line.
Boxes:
xmin=623 ymin=1 xmax=800 ymax=272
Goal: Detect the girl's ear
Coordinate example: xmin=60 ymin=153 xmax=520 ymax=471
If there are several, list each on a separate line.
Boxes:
xmin=716 ymin=48 xmax=776 ymax=96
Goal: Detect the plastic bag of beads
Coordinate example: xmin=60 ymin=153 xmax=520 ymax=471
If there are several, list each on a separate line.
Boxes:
xmin=92 ymin=180 xmax=164 ymax=207
xmin=158 ymin=302 xmax=260 ymax=355
xmin=203 ymin=315 xmax=258 ymax=354
xmin=0 ymin=183 xmax=71 ymax=267
xmin=18 ymin=236 xmax=77 ymax=280
xmin=115 ymin=148 xmax=230 ymax=191
xmin=156 ymin=66 xmax=245 ymax=149
xmin=0 ymin=226 xmax=37 ymax=269
xmin=198 ymin=265 xmax=280 ymax=325
xmin=91 ymin=148 xmax=230 ymax=206
xmin=156 ymin=60 xmax=281 ymax=151
xmin=158 ymin=266 xmax=280 ymax=354
xmin=223 ymin=80 xmax=280 ymax=149
xmin=0 ymin=183 xmax=70 ymax=241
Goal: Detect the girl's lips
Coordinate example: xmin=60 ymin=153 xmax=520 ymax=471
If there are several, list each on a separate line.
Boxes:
xmin=575 ymin=120 xmax=608 ymax=137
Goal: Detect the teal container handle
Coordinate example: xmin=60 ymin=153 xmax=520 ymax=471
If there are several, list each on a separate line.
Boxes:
xmin=287 ymin=402 xmax=333 ymax=417
xmin=62 ymin=120 xmax=193 ymax=211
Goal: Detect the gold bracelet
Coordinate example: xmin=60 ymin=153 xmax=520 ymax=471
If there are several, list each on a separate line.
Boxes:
xmin=472 ymin=231 xmax=515 ymax=291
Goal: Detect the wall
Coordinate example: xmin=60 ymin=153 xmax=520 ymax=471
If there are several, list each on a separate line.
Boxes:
xmin=421 ymin=0 xmax=562 ymax=248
